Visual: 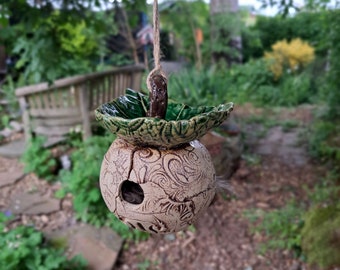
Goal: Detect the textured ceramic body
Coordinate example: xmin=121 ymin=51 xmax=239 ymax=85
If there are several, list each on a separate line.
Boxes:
xmin=100 ymin=138 xmax=216 ymax=234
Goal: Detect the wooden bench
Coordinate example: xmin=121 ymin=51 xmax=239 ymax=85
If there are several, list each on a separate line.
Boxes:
xmin=15 ymin=64 xmax=145 ymax=144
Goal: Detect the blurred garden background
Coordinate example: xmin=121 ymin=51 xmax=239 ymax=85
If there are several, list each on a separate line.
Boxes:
xmin=0 ymin=0 xmax=340 ymax=269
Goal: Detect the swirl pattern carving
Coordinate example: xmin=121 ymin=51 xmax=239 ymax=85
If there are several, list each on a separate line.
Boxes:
xmin=100 ymin=138 xmax=216 ymax=234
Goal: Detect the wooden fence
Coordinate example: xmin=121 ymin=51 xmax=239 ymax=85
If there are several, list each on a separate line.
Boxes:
xmin=15 ymin=64 xmax=145 ymax=145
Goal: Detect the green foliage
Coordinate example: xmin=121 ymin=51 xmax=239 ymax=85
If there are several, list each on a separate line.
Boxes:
xmin=169 ymin=58 xmax=317 ymax=108
xmin=301 ymin=205 xmax=340 ymax=268
xmin=0 ymin=76 xmax=23 ymax=130
xmin=306 ymin=171 xmax=340 ymax=205
xmin=59 ymin=135 xmax=115 ymax=225
xmin=0 ymin=76 xmax=21 ymax=115
xmin=271 ymin=72 xmax=313 ymax=106
xmin=260 ymin=0 xmax=334 ymax=16
xmin=21 ymin=136 xmax=57 ymax=181
xmin=245 ymin=169 xmax=340 ymax=265
xmin=0 ymin=213 xmax=87 ymax=270
xmin=241 ymin=26 xmax=263 ymax=62
xmin=209 ymin=12 xmax=243 ymax=64
xmin=168 ymin=67 xmax=228 ymax=107
xmin=245 ymin=201 xmax=304 ymax=255
xmin=305 ymin=9 xmax=340 ymax=173
xmin=308 ymin=120 xmax=340 ymax=170
xmin=280 ymin=119 xmax=299 ymax=132
xmin=0 ymin=2 xmax=116 ymax=84
xmin=250 ymin=12 xmax=328 ymax=59
xmin=58 ymin=134 xmax=149 ymax=241
xmin=137 ymin=259 xmax=159 ymax=270
xmin=226 ymin=60 xmax=276 ymax=105
xmin=160 ymin=0 xmax=209 ymax=64
xmin=324 ymin=9 xmax=340 ymax=119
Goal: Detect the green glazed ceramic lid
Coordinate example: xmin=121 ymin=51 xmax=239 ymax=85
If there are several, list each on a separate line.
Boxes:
xmin=95 ymin=89 xmax=233 ymax=148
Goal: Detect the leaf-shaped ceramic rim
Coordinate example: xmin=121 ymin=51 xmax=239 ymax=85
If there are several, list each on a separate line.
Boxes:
xmin=95 ymin=89 xmax=234 ymax=148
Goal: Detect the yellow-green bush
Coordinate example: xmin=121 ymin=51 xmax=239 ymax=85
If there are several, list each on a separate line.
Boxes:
xmin=264 ymin=38 xmax=315 ymax=79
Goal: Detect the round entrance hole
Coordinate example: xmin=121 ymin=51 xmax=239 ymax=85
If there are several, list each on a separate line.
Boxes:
xmin=120 ymin=180 xmax=144 ymax=204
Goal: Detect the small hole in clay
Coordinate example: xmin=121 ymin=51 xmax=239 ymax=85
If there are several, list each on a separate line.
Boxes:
xmin=121 ymin=180 xmax=144 ymax=204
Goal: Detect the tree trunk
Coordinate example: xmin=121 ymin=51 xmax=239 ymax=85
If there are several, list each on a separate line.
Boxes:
xmin=210 ymin=0 xmax=239 ymax=13
xmin=210 ymin=0 xmax=242 ymax=66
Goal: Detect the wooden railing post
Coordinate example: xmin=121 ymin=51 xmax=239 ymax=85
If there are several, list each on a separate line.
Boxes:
xmin=18 ymin=96 xmax=31 ymax=143
xmin=78 ymin=83 xmax=92 ymax=140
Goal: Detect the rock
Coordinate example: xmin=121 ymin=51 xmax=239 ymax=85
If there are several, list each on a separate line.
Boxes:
xmin=60 ymin=154 xmax=71 ymax=170
xmin=255 ymin=127 xmax=307 ymax=167
xmin=289 ymin=261 xmax=301 ymax=270
xmin=9 ymin=121 xmax=23 ymax=132
xmin=219 ymin=116 xmax=241 ymax=136
xmin=0 ymin=170 xmax=24 ymax=187
xmin=200 ymin=131 xmax=241 ymax=179
xmin=0 ymin=139 xmax=26 ymax=158
xmin=255 ymin=202 xmax=270 ymax=209
xmin=8 ymin=191 xmax=60 ymax=215
xmin=41 ymin=215 xmax=49 ymax=223
xmin=46 ymin=224 xmax=123 ymax=270
xmin=164 ymin=233 xmax=176 ymax=241
xmin=0 ymin=127 xmax=12 ymax=138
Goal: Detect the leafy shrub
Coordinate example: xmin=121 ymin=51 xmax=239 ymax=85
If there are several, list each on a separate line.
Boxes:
xmin=324 ymin=9 xmax=340 ymax=120
xmin=0 ymin=213 xmax=87 ymax=270
xmin=301 ymin=205 xmax=340 ymax=268
xmin=226 ymin=59 xmax=276 ymax=105
xmin=0 ymin=76 xmax=20 ymax=116
xmin=58 ymin=135 xmax=115 ymax=225
xmin=168 ymin=59 xmax=317 ymax=108
xmin=308 ymin=121 xmax=340 ymax=170
xmin=0 ymin=3 xmax=116 ymax=84
xmin=21 ymin=136 xmax=57 ymax=181
xmin=272 ymin=72 xmax=312 ymax=106
xmin=209 ymin=13 xmax=242 ymax=64
xmin=241 ymin=26 xmax=263 ymax=62
xmin=252 ymin=12 xmax=327 ymax=59
xmin=306 ymin=10 xmax=340 ymax=172
xmin=244 ymin=201 xmax=304 ymax=255
xmin=58 ymin=134 xmax=149 ymax=241
xmin=264 ymin=38 xmax=315 ymax=79
xmin=168 ymin=67 xmax=228 ymax=106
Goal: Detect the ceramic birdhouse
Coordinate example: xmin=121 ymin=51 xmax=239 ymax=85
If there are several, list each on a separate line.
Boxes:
xmin=95 ymin=89 xmax=233 ymax=234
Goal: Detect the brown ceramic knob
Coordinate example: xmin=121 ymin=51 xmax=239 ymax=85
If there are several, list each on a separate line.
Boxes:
xmin=100 ymin=138 xmax=216 ymax=234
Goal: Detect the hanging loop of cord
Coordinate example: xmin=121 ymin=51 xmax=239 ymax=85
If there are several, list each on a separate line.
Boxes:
xmin=146 ymin=0 xmax=168 ymax=119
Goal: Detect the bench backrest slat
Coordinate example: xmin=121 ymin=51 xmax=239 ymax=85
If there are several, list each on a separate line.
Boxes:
xmin=15 ymin=64 xmax=145 ymax=143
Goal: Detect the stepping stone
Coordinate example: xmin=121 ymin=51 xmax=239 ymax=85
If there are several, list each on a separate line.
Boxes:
xmin=0 ymin=127 xmax=12 ymax=138
xmin=8 ymin=191 xmax=60 ymax=215
xmin=9 ymin=121 xmax=23 ymax=132
xmin=255 ymin=126 xmax=307 ymax=166
xmin=46 ymin=224 xmax=123 ymax=270
xmin=200 ymin=131 xmax=241 ymax=178
xmin=0 ymin=170 xmax=24 ymax=188
xmin=0 ymin=139 xmax=26 ymax=158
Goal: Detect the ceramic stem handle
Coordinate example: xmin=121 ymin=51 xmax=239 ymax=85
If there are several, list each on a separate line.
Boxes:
xmin=147 ymin=74 xmax=168 ymax=119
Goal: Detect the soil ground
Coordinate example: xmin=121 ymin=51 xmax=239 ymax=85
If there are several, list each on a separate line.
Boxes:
xmin=115 ymin=104 xmax=325 ymax=270
xmin=0 ymin=104 xmax=334 ymax=270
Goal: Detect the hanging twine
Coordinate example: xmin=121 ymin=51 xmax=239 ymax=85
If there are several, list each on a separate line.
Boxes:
xmin=146 ymin=0 xmax=167 ymax=92
xmin=146 ymin=0 xmax=168 ymax=119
